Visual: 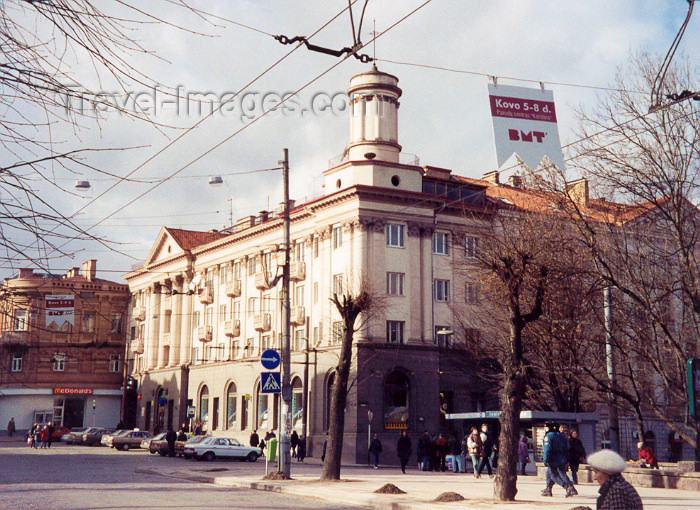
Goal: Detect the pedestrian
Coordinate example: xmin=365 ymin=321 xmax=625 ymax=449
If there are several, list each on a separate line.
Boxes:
xmin=417 ymin=430 xmax=431 ymax=471
xmin=296 ymin=434 xmax=306 ymax=462
xmin=587 ymin=449 xmax=643 ymax=510
xmin=290 ymin=430 xmax=299 ymax=457
xmin=47 ymin=422 xmax=55 ymax=448
xmin=249 ymin=429 xmax=259 ymax=447
xmin=193 ymin=421 xmax=202 ymax=435
xmin=165 ymin=428 xmax=177 ymax=457
xmin=32 ymin=423 xmax=41 ymax=449
xmin=637 ymin=441 xmax=659 ymax=469
xmin=467 ymin=426 xmax=483 ymax=477
xmin=517 ymin=434 xmax=530 ymax=475
xmin=396 ymin=430 xmax=412 ymax=473
xmin=27 ymin=423 xmax=37 ymax=447
xmin=7 ymin=417 xmax=16 ymax=437
xmin=40 ymin=424 xmax=49 ymax=448
xmin=177 ymin=429 xmax=187 ymax=441
xmin=321 ymin=432 xmax=328 ymax=462
xmin=369 ymin=434 xmax=383 ymax=469
xmin=448 ymin=433 xmax=463 ymax=473
xmin=567 ymin=429 xmax=586 ymax=483
xmin=259 ymin=438 xmax=266 ymax=456
xmin=476 ymin=423 xmax=495 ymax=477
xmin=541 ymin=422 xmax=577 ymax=498
xmin=426 ymin=433 xmax=438 ymax=471
xmin=265 ymin=429 xmax=276 ymax=441
xmin=435 ymin=433 xmax=449 ymax=471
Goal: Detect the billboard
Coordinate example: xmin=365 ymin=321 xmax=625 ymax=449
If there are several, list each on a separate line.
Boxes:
xmin=46 ymin=294 xmax=75 ymax=328
xmin=488 ymin=83 xmax=565 ymax=173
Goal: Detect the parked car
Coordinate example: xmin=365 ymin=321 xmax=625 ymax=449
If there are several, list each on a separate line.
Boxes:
xmin=107 ymin=430 xmax=153 ymax=451
xmin=51 ymin=425 xmax=71 ymax=441
xmin=101 ymin=429 xmax=128 ymax=446
xmin=81 ymin=428 xmax=113 ymax=446
xmin=179 ymin=435 xmax=209 ymax=458
xmin=141 ymin=432 xmax=166 ymax=453
xmin=62 ymin=427 xmax=89 ymax=444
xmin=184 ymin=437 xmax=261 ymax=462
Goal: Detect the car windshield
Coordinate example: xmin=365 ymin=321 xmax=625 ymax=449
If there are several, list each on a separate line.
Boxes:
xmin=185 ymin=435 xmax=208 ymax=444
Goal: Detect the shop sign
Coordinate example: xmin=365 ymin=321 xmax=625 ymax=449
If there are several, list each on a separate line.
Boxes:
xmin=53 ymin=387 xmax=93 ymax=395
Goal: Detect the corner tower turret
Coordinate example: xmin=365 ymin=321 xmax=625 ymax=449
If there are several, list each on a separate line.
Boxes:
xmin=346 ymin=65 xmax=402 ymax=163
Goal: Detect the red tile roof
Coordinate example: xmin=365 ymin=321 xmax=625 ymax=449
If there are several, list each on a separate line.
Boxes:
xmin=166 ymin=228 xmax=227 ymax=251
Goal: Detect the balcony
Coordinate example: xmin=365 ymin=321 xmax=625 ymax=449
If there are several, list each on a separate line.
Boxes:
xmin=254 ymin=271 xmax=273 ymax=290
xmin=0 ymin=331 xmax=29 ymax=345
xmin=289 ymin=261 xmax=306 ymax=282
xmin=225 ymin=279 xmax=241 ymax=298
xmin=131 ymin=338 xmax=144 ymax=354
xmin=198 ymin=325 xmax=213 ymax=343
xmin=224 ymin=319 xmax=241 ymax=337
xmin=254 ymin=313 xmax=271 ymax=332
xmin=290 ymin=306 xmax=305 ymax=325
xmin=199 ymin=285 xmax=214 ymax=304
xmin=133 ymin=307 xmax=146 ymax=322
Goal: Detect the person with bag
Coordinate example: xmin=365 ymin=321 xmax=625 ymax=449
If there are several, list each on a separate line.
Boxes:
xmin=466 ymin=426 xmax=483 ymax=477
xmin=518 ymin=434 xmax=530 ymax=475
xmin=369 ymin=434 xmax=383 ymax=469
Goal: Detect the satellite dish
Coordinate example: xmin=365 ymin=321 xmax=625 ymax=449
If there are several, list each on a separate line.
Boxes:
xmin=188 ymin=274 xmax=202 ymax=292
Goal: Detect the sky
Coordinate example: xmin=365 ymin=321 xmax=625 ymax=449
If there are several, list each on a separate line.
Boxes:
xmin=4 ymin=0 xmax=699 ymax=283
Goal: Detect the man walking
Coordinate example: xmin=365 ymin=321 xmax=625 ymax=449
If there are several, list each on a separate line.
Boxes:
xmin=369 ymin=434 xmax=383 ymax=469
xmin=7 ymin=417 xmax=16 ymax=438
xmin=477 ymin=423 xmax=495 ymax=477
xmin=165 ymin=428 xmax=177 ymax=457
xmin=542 ymin=422 xmax=578 ymax=498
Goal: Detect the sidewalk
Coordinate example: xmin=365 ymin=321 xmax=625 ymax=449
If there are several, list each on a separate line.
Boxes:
xmin=147 ymin=457 xmax=700 ymax=510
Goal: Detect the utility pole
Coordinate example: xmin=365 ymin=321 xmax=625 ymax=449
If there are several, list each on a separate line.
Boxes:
xmin=604 ymin=286 xmax=620 ymax=452
xmin=279 ymin=148 xmax=292 ymax=476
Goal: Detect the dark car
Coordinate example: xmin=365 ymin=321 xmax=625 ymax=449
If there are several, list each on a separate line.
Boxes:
xmin=107 ymin=429 xmax=153 ymax=451
xmin=62 ymin=427 xmax=89 ymax=444
xmin=81 ymin=427 xmax=113 ymax=446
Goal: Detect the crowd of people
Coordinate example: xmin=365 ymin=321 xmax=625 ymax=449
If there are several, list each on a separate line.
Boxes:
xmin=25 ymin=422 xmax=55 ymax=449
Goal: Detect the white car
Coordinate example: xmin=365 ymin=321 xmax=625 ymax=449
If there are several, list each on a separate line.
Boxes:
xmin=184 ymin=437 xmax=261 ymax=462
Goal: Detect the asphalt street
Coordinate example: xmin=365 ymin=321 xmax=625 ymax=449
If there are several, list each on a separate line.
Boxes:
xmin=0 ymin=441 xmax=369 ymax=510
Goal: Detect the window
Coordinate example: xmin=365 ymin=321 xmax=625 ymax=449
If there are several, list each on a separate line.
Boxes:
xmin=433 ymin=232 xmax=449 ymax=255
xmin=247 ymin=256 xmax=257 ymax=275
xmin=230 ymin=340 xmax=239 ymax=360
xmin=465 ymin=282 xmax=478 ymax=304
xmin=313 ymin=238 xmax=319 ymax=258
xmin=11 ymin=353 xmax=22 ymax=372
xmin=295 ymin=286 xmax=304 ymax=306
xmin=332 ymin=321 xmax=344 ymax=344
xmin=220 ymin=265 xmax=229 ymax=284
xmin=193 ymin=311 xmax=200 ymax=329
xmin=82 ymin=311 xmax=96 ymax=332
xmin=199 ymin=386 xmax=209 ymax=426
xmin=386 ymin=272 xmax=405 ymax=295
xmin=314 ymin=282 xmax=319 ymax=303
xmin=332 ymin=226 xmax=343 ymax=249
xmin=163 ymin=310 xmax=172 ymax=334
xmin=386 ymin=224 xmax=405 ymax=247
xmin=233 ymin=261 xmax=242 ymax=279
xmin=333 ymin=274 xmax=343 ymax=296
xmin=433 ymin=279 xmax=450 ymax=302
xmin=162 ymin=346 xmax=170 ymax=366
xmin=226 ymin=383 xmax=237 ymax=430
xmin=205 ymin=307 xmax=214 ymax=326
xmin=217 ymin=342 xmax=225 ymax=362
xmin=262 ymin=335 xmax=272 ymax=350
xmin=294 ymin=241 xmax=305 ymax=261
xmin=384 ymin=370 xmax=409 ymax=429
xmin=192 ymin=347 xmax=199 ymax=365
xmin=262 ymin=294 xmax=272 ymax=313
xmin=109 ymin=354 xmax=120 ymax=373
xmin=386 ymin=321 xmax=405 ymax=344
xmin=247 ymin=297 xmax=257 ymax=318
xmin=294 ymin=328 xmax=305 ymax=351
xmin=13 ymin=309 xmax=28 ymax=331
xmin=313 ymin=327 xmax=319 ymax=346
xmin=232 ymin=301 xmax=240 ymax=319
xmin=219 ymin=304 xmax=227 ymax=320
xmin=110 ymin=313 xmax=123 ymax=334
xmin=53 ymin=353 xmax=66 ymax=372
xmin=465 ymin=236 xmax=479 ymax=258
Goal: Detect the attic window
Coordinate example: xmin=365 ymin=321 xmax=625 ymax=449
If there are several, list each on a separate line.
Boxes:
xmin=391 ymin=175 xmax=400 ymax=187
xmin=336 ymin=179 xmax=342 ymax=189
xmin=167 ymin=245 xmax=171 ymax=254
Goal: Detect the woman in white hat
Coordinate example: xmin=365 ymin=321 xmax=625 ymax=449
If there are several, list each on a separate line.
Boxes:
xmin=587 ymin=449 xmax=643 ymax=510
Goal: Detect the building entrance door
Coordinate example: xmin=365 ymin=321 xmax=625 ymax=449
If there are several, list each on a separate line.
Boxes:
xmin=63 ymin=398 xmax=85 ymax=428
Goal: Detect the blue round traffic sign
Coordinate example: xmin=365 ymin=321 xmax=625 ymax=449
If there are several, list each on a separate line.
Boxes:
xmin=261 ymin=349 xmax=281 ymax=370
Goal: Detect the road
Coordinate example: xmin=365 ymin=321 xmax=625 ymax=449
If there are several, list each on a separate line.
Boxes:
xmin=0 ymin=442 xmax=369 ymax=510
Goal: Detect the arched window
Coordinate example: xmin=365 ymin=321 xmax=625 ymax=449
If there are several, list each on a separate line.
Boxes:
xmin=383 ymin=370 xmax=409 ymax=430
xmin=199 ymin=385 xmax=209 ymax=429
xmin=325 ymin=371 xmax=336 ymax=430
xmin=226 ymin=382 xmax=237 ymax=430
xmin=255 ymin=381 xmax=278 ymax=432
xmin=291 ymin=377 xmax=303 ymax=432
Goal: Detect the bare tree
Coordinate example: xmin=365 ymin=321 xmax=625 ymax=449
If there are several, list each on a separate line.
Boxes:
xmin=567 ymin=53 xmax=700 ymax=454
xmin=320 ymin=277 xmax=379 ymax=481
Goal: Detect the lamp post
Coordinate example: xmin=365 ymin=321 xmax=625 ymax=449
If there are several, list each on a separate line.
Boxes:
xmin=279 ymin=148 xmax=292 ymax=476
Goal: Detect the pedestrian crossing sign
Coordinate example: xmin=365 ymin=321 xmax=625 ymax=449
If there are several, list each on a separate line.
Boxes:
xmin=261 ymin=371 xmax=281 ymax=393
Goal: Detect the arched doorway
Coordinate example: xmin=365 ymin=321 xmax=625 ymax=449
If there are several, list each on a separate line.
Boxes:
xmin=291 ymin=377 xmax=303 ymax=432
xmin=226 ymin=382 xmax=237 ymax=431
xmin=255 ymin=381 xmax=278 ymax=432
xmin=199 ymin=385 xmax=209 ymax=432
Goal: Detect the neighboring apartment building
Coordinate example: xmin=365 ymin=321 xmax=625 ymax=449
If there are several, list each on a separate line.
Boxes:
xmin=0 ymin=260 xmax=130 ymax=432
xmin=124 ymin=66 xmax=501 ymax=461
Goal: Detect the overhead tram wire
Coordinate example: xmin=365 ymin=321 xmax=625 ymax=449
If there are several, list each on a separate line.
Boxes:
xmin=41 ymin=0 xmax=365 ymax=252
xmin=48 ymin=0 xmax=436 ymax=260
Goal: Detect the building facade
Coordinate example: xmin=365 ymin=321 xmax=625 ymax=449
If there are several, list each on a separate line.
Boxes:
xmin=124 ymin=67 xmax=502 ymax=460
xmin=0 ymin=260 xmax=129 ymax=433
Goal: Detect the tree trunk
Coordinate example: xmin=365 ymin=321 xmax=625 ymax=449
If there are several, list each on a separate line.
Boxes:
xmin=320 ymin=322 xmax=354 ymax=480
xmin=494 ymin=323 xmax=526 ymax=501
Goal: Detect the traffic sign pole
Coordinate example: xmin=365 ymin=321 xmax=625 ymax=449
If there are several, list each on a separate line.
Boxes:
xmin=279 ymin=148 xmax=292 ymax=477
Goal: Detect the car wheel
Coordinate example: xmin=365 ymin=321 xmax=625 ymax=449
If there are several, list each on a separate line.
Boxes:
xmin=115 ymin=445 xmax=123 ymax=451
xmin=202 ymin=451 xmax=215 ymax=462
xmin=122 ymin=444 xmax=130 ymax=451
xmin=247 ymin=452 xmax=258 ymax=462
xmin=150 ymin=449 xmax=156 ymax=454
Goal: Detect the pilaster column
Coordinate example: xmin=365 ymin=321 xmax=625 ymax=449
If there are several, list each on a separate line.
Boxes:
xmin=170 ymin=275 xmax=184 ymax=367
xmin=156 ymin=280 xmax=168 ymax=368
xmin=180 ymin=276 xmax=194 ymax=365
xmin=146 ymin=286 xmax=161 ymax=370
